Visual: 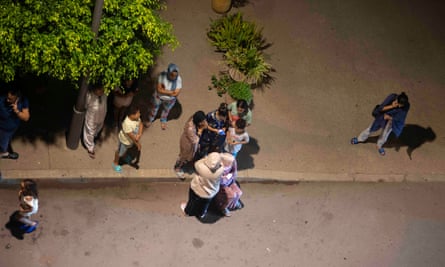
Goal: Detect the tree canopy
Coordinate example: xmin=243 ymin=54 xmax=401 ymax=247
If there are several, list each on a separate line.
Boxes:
xmin=0 ymin=0 xmax=178 ymax=93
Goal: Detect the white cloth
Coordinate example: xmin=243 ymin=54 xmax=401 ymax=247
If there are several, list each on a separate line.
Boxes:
xmin=156 ymin=73 xmax=182 ymax=101
xmin=83 ymin=91 xmax=107 ymax=152
xmin=225 ymin=127 xmax=250 ymax=154
xmin=19 ymin=196 xmax=39 ymax=217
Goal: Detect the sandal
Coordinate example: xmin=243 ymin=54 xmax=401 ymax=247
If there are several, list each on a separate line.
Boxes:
xmin=143 ymin=121 xmax=152 ymax=128
xmin=378 ymin=148 xmax=386 ymax=156
xmin=350 ymin=137 xmax=359 ymax=145
xmin=88 ymin=150 xmax=95 ymax=159
xmin=161 ymin=122 xmax=167 ymax=130
xmin=112 ymin=163 xmax=122 ymax=173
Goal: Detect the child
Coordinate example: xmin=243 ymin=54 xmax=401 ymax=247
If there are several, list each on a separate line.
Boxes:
xmin=113 ymin=105 xmax=143 ymax=172
xmin=17 ymin=179 xmax=39 ymax=233
xmin=224 ymin=119 xmax=249 ymax=158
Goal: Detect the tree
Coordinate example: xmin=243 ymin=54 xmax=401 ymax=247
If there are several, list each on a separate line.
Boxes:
xmin=0 ymin=0 xmax=178 ymax=93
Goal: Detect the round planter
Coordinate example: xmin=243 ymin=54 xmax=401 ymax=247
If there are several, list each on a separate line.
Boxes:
xmin=228 ymin=67 xmax=245 ymax=82
xmin=211 ymin=0 xmax=232 ymax=14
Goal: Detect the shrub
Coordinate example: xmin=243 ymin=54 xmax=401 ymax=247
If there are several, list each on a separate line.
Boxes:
xmin=207 ymin=12 xmax=265 ymax=53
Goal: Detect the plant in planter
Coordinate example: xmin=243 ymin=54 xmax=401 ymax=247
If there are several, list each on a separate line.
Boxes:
xmin=208 ymin=73 xmax=252 ymax=103
xmin=207 ymin=12 xmax=265 ymax=53
xmin=225 ymin=46 xmax=272 ymax=85
xmin=208 ymin=73 xmax=233 ymax=97
xmin=227 ymin=80 xmax=252 ymax=103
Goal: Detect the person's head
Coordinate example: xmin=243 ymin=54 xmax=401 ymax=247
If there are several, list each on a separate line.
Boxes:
xmin=6 ymin=88 xmax=21 ymax=105
xmin=194 ymin=152 xmax=224 ymax=180
xmin=123 ymin=79 xmax=135 ymax=88
xmin=236 ymin=100 xmax=249 ymax=116
xmin=192 ymin=110 xmax=207 ymax=128
xmin=397 ymin=92 xmax=409 ymax=107
xmin=92 ymin=85 xmax=105 ymax=97
xmin=220 ymin=152 xmax=235 ymax=168
xmin=167 ymin=63 xmax=179 ymax=81
xmin=216 ymin=103 xmax=228 ymax=120
xmin=20 ymin=179 xmax=38 ymax=198
xmin=127 ymin=105 xmax=141 ymax=120
xmin=235 ymin=119 xmax=247 ymax=132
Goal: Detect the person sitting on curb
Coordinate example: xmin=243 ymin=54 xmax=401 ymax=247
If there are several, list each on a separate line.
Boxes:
xmin=351 ymin=92 xmax=410 ymax=156
xmin=16 ymin=179 xmax=39 ymax=233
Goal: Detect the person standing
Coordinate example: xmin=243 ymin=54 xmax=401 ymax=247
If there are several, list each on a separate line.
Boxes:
xmin=83 ymin=85 xmax=107 ymax=159
xmin=174 ymin=111 xmax=208 ymax=180
xmin=113 ymin=79 xmax=139 ymax=129
xmin=180 ymin=152 xmax=224 ymax=220
xmin=351 ymin=92 xmax=410 ymax=156
xmin=113 ymin=105 xmax=143 ymax=172
xmin=144 ymin=63 xmax=182 ymax=130
xmin=0 ymin=88 xmax=30 ymax=159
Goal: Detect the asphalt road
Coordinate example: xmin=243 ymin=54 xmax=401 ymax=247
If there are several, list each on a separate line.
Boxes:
xmin=1 ymin=181 xmax=445 ymax=267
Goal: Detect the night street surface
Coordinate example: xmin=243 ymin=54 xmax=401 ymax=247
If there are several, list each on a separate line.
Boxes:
xmin=1 ymin=181 xmax=445 ymax=267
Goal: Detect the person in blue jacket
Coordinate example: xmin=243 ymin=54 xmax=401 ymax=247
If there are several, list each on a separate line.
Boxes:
xmin=351 ymin=92 xmax=410 ymax=156
xmin=0 ymin=87 xmax=30 ymax=159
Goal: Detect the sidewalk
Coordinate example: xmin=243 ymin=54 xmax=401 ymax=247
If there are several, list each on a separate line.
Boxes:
xmin=2 ymin=0 xmax=445 ymax=183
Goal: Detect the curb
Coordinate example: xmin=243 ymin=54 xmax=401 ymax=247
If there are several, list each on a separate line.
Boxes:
xmin=1 ymin=169 xmax=445 ymax=184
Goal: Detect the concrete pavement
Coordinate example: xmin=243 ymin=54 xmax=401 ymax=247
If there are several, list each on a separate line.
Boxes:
xmin=1 ymin=0 xmax=445 ymax=183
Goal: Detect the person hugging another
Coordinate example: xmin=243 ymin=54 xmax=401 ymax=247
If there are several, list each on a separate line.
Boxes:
xmin=113 ymin=105 xmax=143 ymax=172
xmin=180 ymin=152 xmax=224 ymax=220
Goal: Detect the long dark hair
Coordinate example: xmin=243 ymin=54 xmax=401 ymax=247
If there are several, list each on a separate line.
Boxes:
xmin=21 ymin=179 xmax=38 ymax=198
xmin=236 ymin=99 xmax=249 ymax=117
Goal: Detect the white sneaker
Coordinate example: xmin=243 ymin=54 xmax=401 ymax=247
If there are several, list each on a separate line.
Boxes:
xmin=180 ymin=202 xmax=186 ymax=215
xmin=175 ymin=169 xmax=185 ymax=180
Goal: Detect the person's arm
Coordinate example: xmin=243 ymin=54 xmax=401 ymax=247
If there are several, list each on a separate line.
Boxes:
xmin=156 ymin=82 xmax=170 ymax=95
xmin=12 ymin=99 xmax=30 ymax=122
xmin=127 ymin=132 xmax=141 ymax=150
xmin=135 ymin=121 xmax=144 ymax=141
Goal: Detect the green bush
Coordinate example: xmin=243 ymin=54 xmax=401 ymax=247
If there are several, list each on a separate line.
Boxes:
xmin=227 ymin=81 xmax=252 ymax=103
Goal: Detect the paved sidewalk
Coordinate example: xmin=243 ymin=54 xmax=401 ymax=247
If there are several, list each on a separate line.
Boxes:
xmin=1 ymin=0 xmax=445 ymax=183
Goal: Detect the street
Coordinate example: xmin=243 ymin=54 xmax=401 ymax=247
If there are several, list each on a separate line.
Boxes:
xmin=1 ymin=181 xmax=445 ymax=267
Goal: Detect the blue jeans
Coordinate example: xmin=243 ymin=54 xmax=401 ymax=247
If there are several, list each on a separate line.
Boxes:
xmin=148 ymin=96 xmax=176 ymax=123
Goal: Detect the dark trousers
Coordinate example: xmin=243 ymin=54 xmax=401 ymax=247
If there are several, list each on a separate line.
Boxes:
xmin=185 ymin=188 xmax=211 ymax=218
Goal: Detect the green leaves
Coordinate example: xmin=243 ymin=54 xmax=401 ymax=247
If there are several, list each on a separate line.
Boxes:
xmin=0 ymin=0 xmax=178 ymax=94
xmin=207 ymin=12 xmax=272 ymax=86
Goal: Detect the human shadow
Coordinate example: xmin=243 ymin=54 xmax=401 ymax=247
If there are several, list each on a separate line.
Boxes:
xmin=198 ymin=196 xmax=245 ymax=224
xmin=367 ymin=124 xmax=436 ymax=160
xmin=4 ymin=211 xmax=27 ymax=240
xmin=237 ymin=137 xmax=260 ymax=170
